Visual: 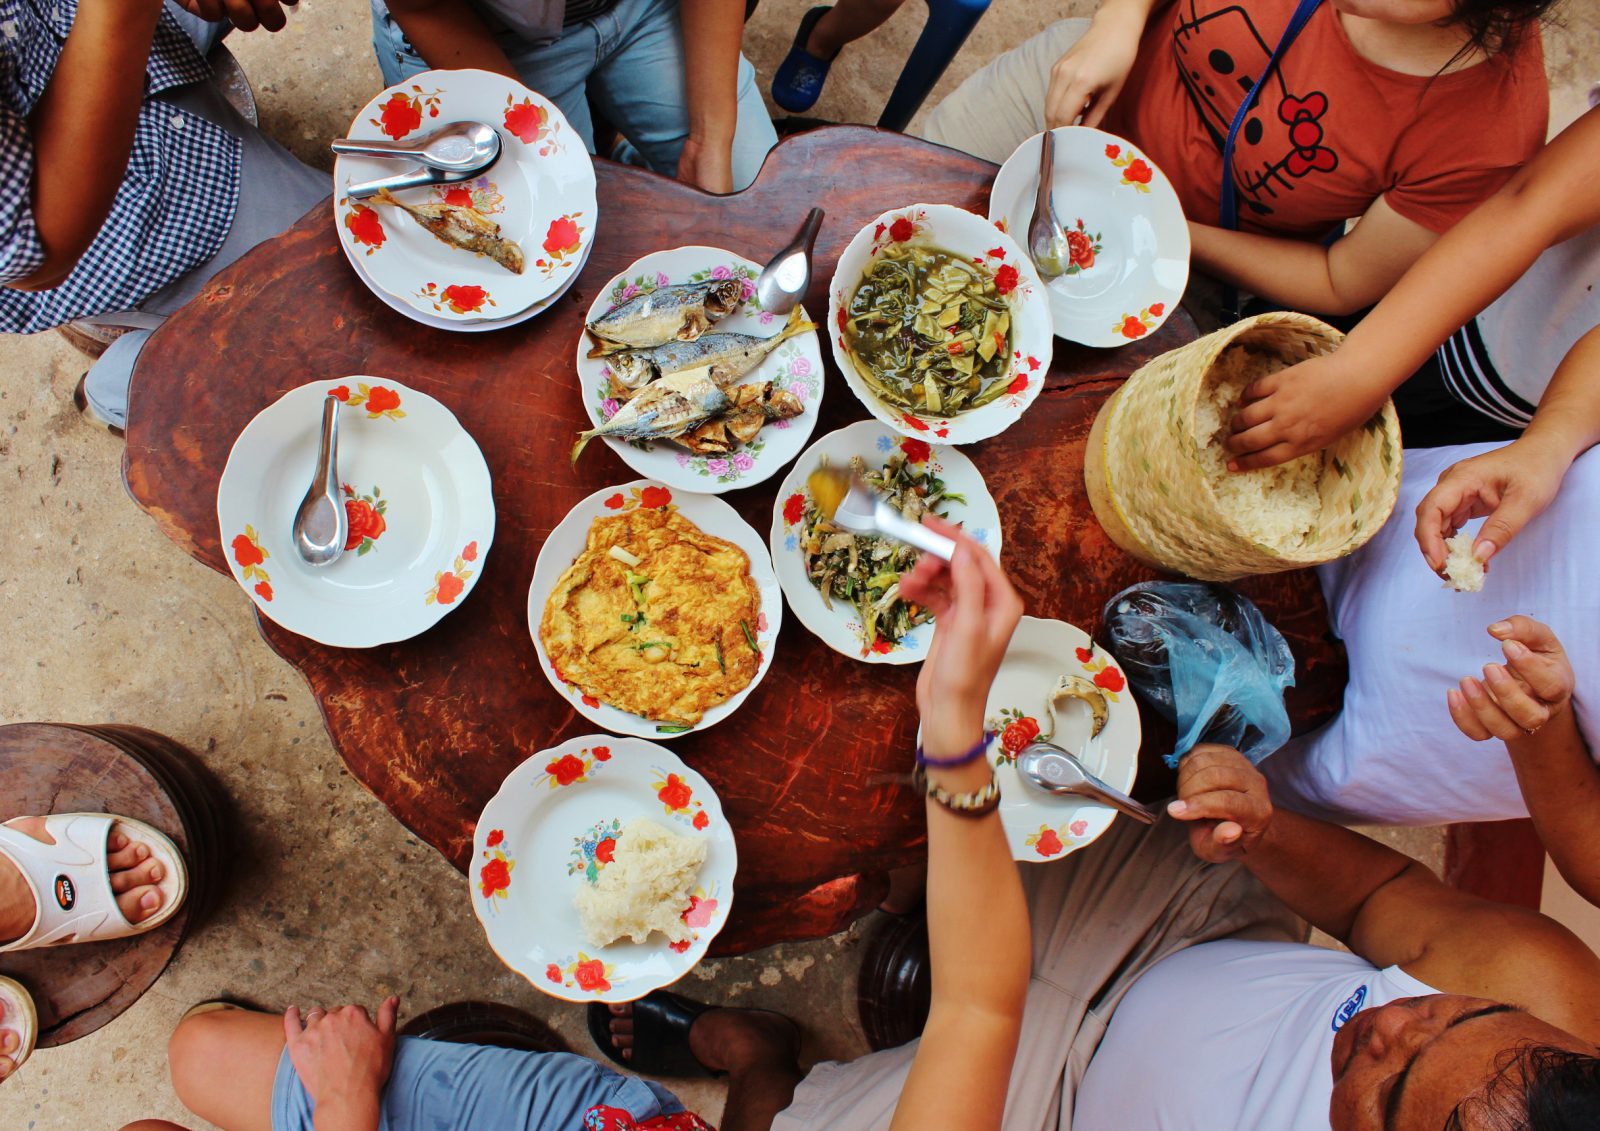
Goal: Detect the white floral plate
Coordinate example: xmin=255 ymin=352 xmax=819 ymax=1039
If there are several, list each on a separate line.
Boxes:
xmin=983 ymin=616 xmax=1141 ymax=862
xmin=989 ymin=127 xmax=1189 ymax=348
xmin=574 ymin=247 xmax=825 ymax=493
xmin=827 ymin=203 xmax=1053 ymax=445
xmin=472 ymin=734 xmax=736 ymax=1004
xmin=216 ymin=378 xmax=494 ymax=647
xmin=335 ymin=69 xmax=598 ymax=324
xmin=768 ymin=421 xmax=1002 ymax=664
xmin=527 ymin=480 xmax=782 ymax=738
xmin=338 ymin=216 xmax=593 ymax=333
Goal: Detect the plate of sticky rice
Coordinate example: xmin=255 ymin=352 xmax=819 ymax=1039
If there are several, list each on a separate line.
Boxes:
xmin=470 ymin=734 xmax=736 ymax=1003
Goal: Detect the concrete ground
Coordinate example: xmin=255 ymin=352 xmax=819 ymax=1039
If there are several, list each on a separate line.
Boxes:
xmin=0 ymin=3 xmax=1594 ymax=1128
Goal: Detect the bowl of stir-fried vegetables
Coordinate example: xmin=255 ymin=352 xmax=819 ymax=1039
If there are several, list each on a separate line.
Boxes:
xmin=827 ymin=204 xmax=1054 ymax=445
xmin=769 ymin=420 xmax=1003 ymax=663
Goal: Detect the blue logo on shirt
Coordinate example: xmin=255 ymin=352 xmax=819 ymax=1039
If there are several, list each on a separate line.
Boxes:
xmin=1332 ymin=985 xmax=1368 ymax=1032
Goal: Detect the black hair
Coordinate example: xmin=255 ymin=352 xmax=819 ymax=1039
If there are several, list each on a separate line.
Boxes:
xmin=1443 ymin=1043 xmax=1600 ymax=1130
xmin=1445 ymin=0 xmax=1563 ymax=59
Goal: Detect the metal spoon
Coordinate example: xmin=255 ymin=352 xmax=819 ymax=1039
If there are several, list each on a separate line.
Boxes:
xmin=1014 ymin=740 xmax=1157 ymax=824
xmin=293 ymin=395 xmax=348 ymax=568
xmin=807 ymin=466 xmax=956 ymax=561
xmin=1027 ymin=130 xmax=1070 ymax=280
xmin=331 ymin=121 xmax=501 ymax=174
xmin=755 ymin=207 xmax=824 ymax=316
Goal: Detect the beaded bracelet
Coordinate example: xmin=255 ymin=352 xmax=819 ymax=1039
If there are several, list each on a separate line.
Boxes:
xmin=912 ymin=765 xmax=1002 ymax=818
xmin=915 ymin=730 xmax=994 ymax=769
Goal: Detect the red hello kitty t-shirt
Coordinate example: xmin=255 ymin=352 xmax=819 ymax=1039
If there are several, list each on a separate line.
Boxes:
xmin=1103 ymin=0 xmax=1547 ymax=238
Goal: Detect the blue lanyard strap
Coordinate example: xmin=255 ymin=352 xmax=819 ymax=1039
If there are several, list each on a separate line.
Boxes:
xmin=1218 ymin=0 xmax=1325 ymax=233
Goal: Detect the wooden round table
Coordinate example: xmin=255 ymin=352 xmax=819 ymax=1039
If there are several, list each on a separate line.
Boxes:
xmin=0 ymin=724 xmax=229 ymax=1044
xmin=122 ymin=126 xmax=1346 ymax=954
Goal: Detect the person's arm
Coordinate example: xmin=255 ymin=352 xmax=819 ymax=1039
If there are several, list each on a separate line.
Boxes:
xmin=889 ymin=523 xmax=1028 ymax=1131
xmin=674 ymin=0 xmax=745 ymax=193
xmin=1446 ymin=616 xmax=1600 ymax=905
xmin=6 ymin=0 xmax=166 ymax=291
xmin=1171 ymin=747 xmax=1600 ymax=1042
xmin=1043 ymin=0 xmax=1163 ymax=129
xmin=379 ymin=0 xmax=519 ymax=79
xmin=1414 ymin=325 xmax=1600 ymax=569
xmin=1189 ymin=195 xmax=1438 ymax=317
xmin=1224 ymin=106 xmax=1600 ymax=470
xmin=282 ymin=998 xmax=400 ymax=1131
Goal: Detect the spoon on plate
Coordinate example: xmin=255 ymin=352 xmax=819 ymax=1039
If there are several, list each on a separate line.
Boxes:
xmin=1027 ymin=130 xmax=1070 ymax=280
xmin=293 ymin=395 xmax=348 ymax=568
xmin=332 ymin=121 xmax=501 ymax=174
xmin=1014 ymin=740 xmax=1157 ymax=823
xmin=755 ymin=208 xmax=824 ymax=317
xmin=807 ymin=466 xmax=956 ymax=561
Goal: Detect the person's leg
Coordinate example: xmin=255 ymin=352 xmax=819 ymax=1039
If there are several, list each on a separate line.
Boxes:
xmin=368 ymin=0 xmax=436 ymax=88
xmin=119 ymin=1123 xmax=194 ymax=1131
xmin=920 ymin=18 xmax=1090 ymax=164
xmin=167 ymin=1009 xmax=285 ymax=1131
xmin=604 ymin=1006 xmax=803 ymax=1131
xmin=586 ymin=0 xmax=777 ymax=189
xmin=808 ymin=0 xmax=905 ymax=59
xmin=0 ymin=817 xmax=172 ymax=943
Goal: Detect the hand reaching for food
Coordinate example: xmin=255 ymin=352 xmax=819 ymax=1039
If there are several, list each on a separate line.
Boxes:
xmin=1448 ymin=616 xmax=1575 ymax=742
xmin=900 ymin=519 xmax=1022 ymax=748
xmin=1222 ymin=353 xmax=1390 ymax=471
xmin=174 ymin=0 xmax=297 ymax=33
xmin=1044 ymin=11 xmax=1144 ymax=129
xmin=1413 ymin=439 xmax=1570 ymax=576
xmin=1167 ymin=744 xmax=1273 ymax=863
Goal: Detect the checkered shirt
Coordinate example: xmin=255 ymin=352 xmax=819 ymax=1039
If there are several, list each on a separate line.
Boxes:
xmin=0 ymin=0 xmax=240 ymax=333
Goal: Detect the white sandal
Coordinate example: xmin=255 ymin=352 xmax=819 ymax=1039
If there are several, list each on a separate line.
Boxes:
xmin=0 ymin=976 xmax=36 ymax=1080
xmin=0 ymin=814 xmax=188 ymax=952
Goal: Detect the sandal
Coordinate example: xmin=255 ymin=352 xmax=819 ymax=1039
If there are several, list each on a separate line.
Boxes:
xmin=587 ymin=991 xmax=718 ymax=1078
xmin=771 ymin=6 xmax=835 ymax=114
xmin=0 ymin=814 xmax=188 ymax=952
xmin=0 ymin=976 xmax=37 ymax=1081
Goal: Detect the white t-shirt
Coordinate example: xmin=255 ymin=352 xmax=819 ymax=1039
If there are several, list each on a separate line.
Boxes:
xmin=1262 ymin=442 xmax=1600 ymax=825
xmin=1074 ymin=940 xmax=1439 ymax=1131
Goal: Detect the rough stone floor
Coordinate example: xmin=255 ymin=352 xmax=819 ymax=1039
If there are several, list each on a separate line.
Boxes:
xmin=1 ymin=3 xmax=1594 ymax=1127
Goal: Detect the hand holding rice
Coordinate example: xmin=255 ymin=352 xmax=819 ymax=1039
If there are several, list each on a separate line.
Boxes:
xmin=575 ymin=817 xmax=708 ymax=947
xmin=1443 ymin=532 xmax=1487 ymax=592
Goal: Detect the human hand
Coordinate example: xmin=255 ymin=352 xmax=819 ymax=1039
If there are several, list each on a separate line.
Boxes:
xmin=1044 ymin=11 xmax=1143 ymax=129
xmin=900 ymin=519 xmax=1023 ymax=752
xmin=1223 ymin=353 xmax=1390 ymax=471
xmin=1449 ymin=616 xmax=1575 ymax=741
xmin=173 ymin=0 xmax=297 ymax=33
xmin=676 ymin=134 xmax=734 ymax=195
xmin=283 ymin=997 xmax=399 ymax=1116
xmin=1413 ymin=439 xmax=1569 ymax=575
xmin=1167 ymin=744 xmax=1272 ymax=863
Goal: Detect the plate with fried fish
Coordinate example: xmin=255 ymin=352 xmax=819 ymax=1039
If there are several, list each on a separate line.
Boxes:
xmin=571 ymin=246 xmax=825 ymax=494
xmin=529 ymin=480 xmax=781 ymax=738
xmin=334 ymin=69 xmax=597 ymax=325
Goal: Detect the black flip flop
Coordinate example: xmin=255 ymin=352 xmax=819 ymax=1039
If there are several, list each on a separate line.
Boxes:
xmin=587 ymin=990 xmax=718 ymax=1078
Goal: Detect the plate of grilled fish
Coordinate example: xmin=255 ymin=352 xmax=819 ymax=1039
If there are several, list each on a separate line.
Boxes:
xmin=571 ymin=247 xmax=826 ymax=493
xmin=529 ymin=480 xmax=781 ymax=739
xmin=768 ymin=420 xmax=1001 ymax=664
xmin=334 ymin=69 xmax=597 ymax=325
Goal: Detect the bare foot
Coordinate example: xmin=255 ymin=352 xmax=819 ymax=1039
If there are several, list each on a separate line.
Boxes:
xmin=605 ymin=1003 xmax=800 ymax=1073
xmin=0 ymin=817 xmax=169 ymax=944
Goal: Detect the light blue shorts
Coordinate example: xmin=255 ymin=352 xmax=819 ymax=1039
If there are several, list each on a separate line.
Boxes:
xmin=271 ymin=1038 xmax=687 ymax=1131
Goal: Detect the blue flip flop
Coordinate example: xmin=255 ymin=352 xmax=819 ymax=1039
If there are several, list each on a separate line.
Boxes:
xmin=771 ymin=6 xmax=835 ymax=114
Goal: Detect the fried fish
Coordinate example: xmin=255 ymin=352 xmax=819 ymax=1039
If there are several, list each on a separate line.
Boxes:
xmin=373 ymin=188 xmax=525 ymax=275
xmin=585 ymin=280 xmax=745 ymax=356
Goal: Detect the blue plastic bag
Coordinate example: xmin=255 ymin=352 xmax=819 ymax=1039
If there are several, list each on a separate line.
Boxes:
xmin=1102 ymin=582 xmax=1295 ymax=768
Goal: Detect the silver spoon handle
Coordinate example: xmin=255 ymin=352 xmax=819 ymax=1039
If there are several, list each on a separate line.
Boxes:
xmin=315 ymin=395 xmax=340 ymax=492
xmin=332 ymin=137 xmax=414 ymax=159
xmin=797 ymin=207 xmax=824 ymax=253
xmin=1034 ymin=130 xmax=1055 ymax=221
xmin=873 ymin=507 xmax=957 ymax=561
xmin=1076 ymin=771 xmax=1158 ymax=824
xmin=345 ymin=166 xmax=439 ymax=199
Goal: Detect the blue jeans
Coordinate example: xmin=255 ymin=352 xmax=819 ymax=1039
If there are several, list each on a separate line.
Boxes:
xmin=371 ymin=0 xmax=778 ymax=190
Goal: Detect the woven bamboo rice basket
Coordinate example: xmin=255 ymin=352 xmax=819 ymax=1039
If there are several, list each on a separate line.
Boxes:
xmin=1084 ymin=311 xmax=1402 ymax=582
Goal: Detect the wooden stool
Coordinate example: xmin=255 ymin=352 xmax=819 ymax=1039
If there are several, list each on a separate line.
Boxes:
xmin=0 ymin=723 xmax=231 ymax=1045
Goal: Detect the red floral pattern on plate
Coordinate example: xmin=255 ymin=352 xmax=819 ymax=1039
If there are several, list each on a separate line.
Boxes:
xmin=415 ymin=281 xmax=496 ymax=316
xmin=231 ymin=526 xmax=272 ymax=602
xmin=341 ymin=484 xmax=388 ymax=555
xmin=987 ymin=707 xmax=1039 ymax=766
xmin=478 ymin=831 xmax=515 ymax=907
xmin=369 ymin=86 xmax=442 ymax=140
xmin=535 ymin=212 xmax=586 ymax=278
xmin=544 ymin=952 xmax=618 ymax=994
xmin=426 ymin=542 xmax=478 ymax=606
xmin=539 ymin=745 xmax=610 ymax=789
xmin=342 ymin=203 xmax=385 ymax=255
xmin=1077 ymin=648 xmax=1125 ymax=702
xmin=603 ymin=484 xmax=675 ymax=514
xmin=330 ymin=382 xmax=406 ymax=420
xmin=1107 ymin=144 xmax=1155 ymax=192
xmin=1064 ymin=218 xmax=1103 ymax=274
xmin=503 ymin=94 xmax=563 ymax=155
xmin=1113 ymin=303 xmax=1165 ymax=341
